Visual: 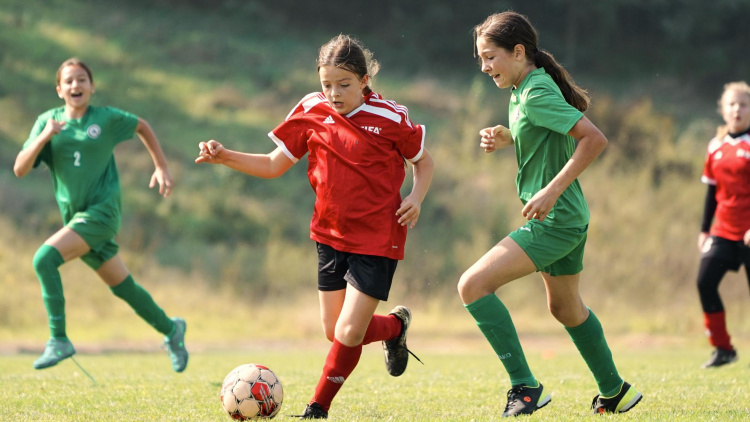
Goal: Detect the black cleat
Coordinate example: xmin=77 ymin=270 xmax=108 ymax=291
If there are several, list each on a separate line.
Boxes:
xmin=382 ymin=306 xmax=423 ymax=376
xmin=502 ymin=382 xmax=551 ymax=417
xmin=591 ymin=381 xmax=642 ymax=414
xmin=295 ymin=402 xmax=327 ymax=419
xmin=702 ymin=348 xmax=738 ymax=368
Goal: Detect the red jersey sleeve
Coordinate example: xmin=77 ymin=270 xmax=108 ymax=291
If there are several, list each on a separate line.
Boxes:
xmin=268 ymin=93 xmax=328 ymax=162
xmin=365 ymin=95 xmax=426 ymax=162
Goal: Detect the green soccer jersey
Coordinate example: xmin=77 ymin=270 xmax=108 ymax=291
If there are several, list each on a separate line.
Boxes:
xmin=508 ymin=67 xmax=589 ymax=228
xmin=24 ymin=106 xmax=139 ymax=229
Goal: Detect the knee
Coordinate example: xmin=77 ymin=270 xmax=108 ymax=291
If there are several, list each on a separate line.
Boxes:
xmin=32 ymin=244 xmax=64 ymax=276
xmin=549 ymin=301 xmax=586 ymax=327
xmin=334 ymin=322 xmax=365 ymax=346
xmin=458 ymin=271 xmax=485 ymax=305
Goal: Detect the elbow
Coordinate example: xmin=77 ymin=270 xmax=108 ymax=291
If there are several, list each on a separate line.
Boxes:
xmin=13 ymin=163 xmax=27 ymax=178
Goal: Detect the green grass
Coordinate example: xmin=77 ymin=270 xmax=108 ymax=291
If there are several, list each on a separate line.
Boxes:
xmin=1 ymin=339 xmax=749 ymax=421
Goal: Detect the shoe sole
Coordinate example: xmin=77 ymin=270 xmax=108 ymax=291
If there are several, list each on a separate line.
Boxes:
xmin=617 ymin=392 xmax=642 ymax=413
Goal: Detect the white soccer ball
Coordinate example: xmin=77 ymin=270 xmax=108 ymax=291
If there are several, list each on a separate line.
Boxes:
xmin=220 ymin=363 xmax=284 ymax=420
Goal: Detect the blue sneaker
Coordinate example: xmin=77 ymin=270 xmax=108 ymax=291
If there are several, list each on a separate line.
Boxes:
xmin=164 ymin=317 xmax=188 ymax=372
xmin=33 ymin=338 xmax=76 ymax=369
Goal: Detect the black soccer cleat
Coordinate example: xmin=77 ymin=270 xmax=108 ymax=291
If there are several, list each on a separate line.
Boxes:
xmin=502 ymin=382 xmax=551 ymax=417
xmin=296 ymin=402 xmax=328 ymax=419
xmin=591 ymin=381 xmax=642 ymax=414
xmin=702 ymin=348 xmax=738 ymax=368
xmin=382 ymin=306 xmax=422 ymax=376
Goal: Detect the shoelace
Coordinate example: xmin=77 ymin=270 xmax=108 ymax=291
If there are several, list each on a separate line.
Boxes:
xmin=404 ymin=345 xmax=424 ymax=365
xmin=504 ymin=386 xmax=529 ymax=413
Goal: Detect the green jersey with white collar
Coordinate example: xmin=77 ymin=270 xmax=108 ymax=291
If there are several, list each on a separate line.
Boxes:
xmin=24 ymin=106 xmax=139 ymax=229
xmin=508 ymin=67 xmax=588 ymax=228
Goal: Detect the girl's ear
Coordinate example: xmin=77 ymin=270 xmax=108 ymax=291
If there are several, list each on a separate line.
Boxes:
xmin=513 ymin=44 xmax=526 ymax=60
xmin=56 ymin=85 xmax=63 ymax=99
xmin=360 ymin=74 xmax=369 ymax=90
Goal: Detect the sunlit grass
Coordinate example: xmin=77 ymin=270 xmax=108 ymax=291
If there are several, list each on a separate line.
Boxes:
xmin=1 ymin=340 xmax=749 ymax=421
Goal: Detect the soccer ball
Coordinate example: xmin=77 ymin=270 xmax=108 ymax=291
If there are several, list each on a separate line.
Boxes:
xmin=220 ymin=363 xmax=284 ymax=420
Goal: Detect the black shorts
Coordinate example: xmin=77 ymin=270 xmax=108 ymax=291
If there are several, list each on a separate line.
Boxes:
xmin=701 ymin=235 xmax=750 ymax=271
xmin=316 ymin=242 xmax=398 ymax=301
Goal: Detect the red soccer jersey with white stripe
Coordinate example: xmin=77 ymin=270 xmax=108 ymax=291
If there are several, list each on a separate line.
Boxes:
xmin=701 ymin=132 xmax=750 ymax=241
xmin=269 ymin=92 xmax=426 ymax=259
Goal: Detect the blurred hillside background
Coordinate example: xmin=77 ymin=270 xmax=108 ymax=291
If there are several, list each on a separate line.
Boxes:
xmin=1 ymin=0 xmax=749 ymax=348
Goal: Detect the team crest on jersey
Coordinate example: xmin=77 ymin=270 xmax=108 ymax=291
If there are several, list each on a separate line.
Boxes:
xmin=87 ymin=124 xmax=102 ymax=139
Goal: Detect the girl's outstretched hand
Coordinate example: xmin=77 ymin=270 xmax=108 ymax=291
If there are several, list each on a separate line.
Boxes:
xmin=195 ymin=140 xmax=226 ymax=164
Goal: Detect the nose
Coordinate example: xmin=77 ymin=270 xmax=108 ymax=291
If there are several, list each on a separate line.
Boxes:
xmin=481 ymin=61 xmax=491 ymax=73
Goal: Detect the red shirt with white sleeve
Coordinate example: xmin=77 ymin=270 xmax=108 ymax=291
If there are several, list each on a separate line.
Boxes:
xmin=701 ymin=132 xmax=750 ymax=241
xmin=269 ymin=92 xmax=426 ymax=260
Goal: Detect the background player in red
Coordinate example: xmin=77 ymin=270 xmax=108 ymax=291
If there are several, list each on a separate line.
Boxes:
xmin=196 ymin=34 xmax=434 ymax=419
xmin=696 ymin=81 xmax=750 ymax=368
xmin=14 ymin=58 xmax=188 ymax=372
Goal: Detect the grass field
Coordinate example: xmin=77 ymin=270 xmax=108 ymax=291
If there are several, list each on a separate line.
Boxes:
xmin=1 ymin=337 xmax=748 ymax=421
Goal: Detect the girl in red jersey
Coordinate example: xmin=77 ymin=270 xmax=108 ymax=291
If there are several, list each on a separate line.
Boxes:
xmin=697 ymin=81 xmax=750 ymax=368
xmin=196 ymin=34 xmax=434 ymax=419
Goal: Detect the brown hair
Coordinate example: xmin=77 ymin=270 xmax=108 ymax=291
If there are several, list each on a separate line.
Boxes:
xmin=715 ymin=81 xmax=750 ymax=139
xmin=56 ymin=57 xmax=94 ymax=85
xmin=317 ymin=34 xmax=379 ymax=95
xmin=474 ymin=12 xmax=589 ymax=112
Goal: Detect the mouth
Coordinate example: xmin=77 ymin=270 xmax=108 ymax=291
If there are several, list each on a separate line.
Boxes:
xmin=71 ymin=92 xmax=83 ymax=98
xmin=331 ymin=101 xmax=344 ymax=108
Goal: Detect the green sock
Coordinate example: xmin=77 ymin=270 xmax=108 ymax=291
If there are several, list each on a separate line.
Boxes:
xmin=465 ymin=294 xmax=536 ymax=387
xmin=111 ymin=275 xmax=174 ymax=336
xmin=565 ymin=309 xmax=623 ymax=397
xmin=33 ymin=244 xmax=67 ymax=339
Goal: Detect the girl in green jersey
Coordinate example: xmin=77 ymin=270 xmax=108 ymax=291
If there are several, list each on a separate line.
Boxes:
xmin=458 ymin=12 xmax=642 ymax=417
xmin=14 ymin=58 xmax=188 ymax=372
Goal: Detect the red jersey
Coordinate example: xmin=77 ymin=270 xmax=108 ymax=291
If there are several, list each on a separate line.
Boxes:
xmin=701 ymin=132 xmax=750 ymax=241
xmin=269 ymin=92 xmax=426 ymax=259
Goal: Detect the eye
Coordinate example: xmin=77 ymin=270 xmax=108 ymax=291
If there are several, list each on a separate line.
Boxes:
xmin=341 ymin=84 xmax=350 ymax=88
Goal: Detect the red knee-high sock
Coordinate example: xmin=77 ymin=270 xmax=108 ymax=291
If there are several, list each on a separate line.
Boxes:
xmin=361 ymin=314 xmax=401 ymax=345
xmin=310 ymin=339 xmax=362 ymax=411
xmin=704 ymin=311 xmax=732 ymax=350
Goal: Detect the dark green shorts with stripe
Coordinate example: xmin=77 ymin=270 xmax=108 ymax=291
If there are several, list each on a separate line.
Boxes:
xmin=509 ymin=220 xmax=587 ymax=276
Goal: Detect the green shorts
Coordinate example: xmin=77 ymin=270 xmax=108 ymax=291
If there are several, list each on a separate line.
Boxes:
xmin=66 ymin=209 xmax=120 ymax=270
xmin=508 ymin=220 xmax=587 ymax=276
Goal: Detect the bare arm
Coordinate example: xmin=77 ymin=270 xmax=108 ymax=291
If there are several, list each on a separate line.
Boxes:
xmin=195 ymin=140 xmax=294 ymax=179
xmin=14 ymin=119 xmax=65 ymax=177
xmin=521 ymin=115 xmax=607 ymax=221
xmin=396 ymin=149 xmax=435 ymax=228
xmin=135 ymin=118 xmax=173 ymax=197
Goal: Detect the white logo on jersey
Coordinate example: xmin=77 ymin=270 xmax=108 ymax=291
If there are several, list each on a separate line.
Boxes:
xmin=326 ymin=376 xmax=346 ymax=384
xmin=75 ymin=217 xmax=87 ymax=224
xmin=361 ymin=126 xmax=382 ymax=134
xmin=87 ymin=124 xmax=101 ymax=139
xmin=520 ymin=226 xmax=531 ymax=232
xmin=715 ymin=151 xmax=723 ymax=160
xmin=737 ymin=149 xmax=750 ymax=159
xmin=323 ymin=115 xmax=335 ymax=124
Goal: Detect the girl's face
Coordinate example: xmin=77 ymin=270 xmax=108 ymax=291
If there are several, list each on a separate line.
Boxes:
xmin=720 ymin=89 xmax=750 ymax=134
xmin=57 ymin=65 xmax=94 ymax=109
xmin=319 ymin=65 xmax=367 ymax=115
xmin=476 ymin=36 xmax=527 ymax=89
